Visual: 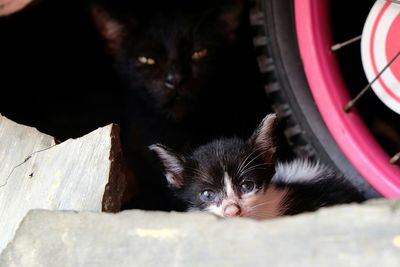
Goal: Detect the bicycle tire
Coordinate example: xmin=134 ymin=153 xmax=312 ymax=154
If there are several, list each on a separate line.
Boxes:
xmin=250 ymin=0 xmax=381 ymax=198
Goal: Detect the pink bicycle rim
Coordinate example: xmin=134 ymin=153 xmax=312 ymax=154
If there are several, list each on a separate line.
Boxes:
xmin=294 ymin=0 xmax=400 ymax=197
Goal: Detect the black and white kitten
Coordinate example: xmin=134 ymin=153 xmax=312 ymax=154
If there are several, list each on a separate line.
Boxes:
xmin=150 ymin=114 xmax=365 ymax=219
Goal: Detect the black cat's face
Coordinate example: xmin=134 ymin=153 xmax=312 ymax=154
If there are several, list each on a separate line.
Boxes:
xmin=90 ymin=0 xmax=244 ymax=120
xmin=151 ymin=114 xmax=283 ymax=219
xmin=120 ymin=19 xmax=215 ymax=120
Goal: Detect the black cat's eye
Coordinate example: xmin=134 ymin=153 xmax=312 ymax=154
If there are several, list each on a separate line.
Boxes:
xmin=200 ymin=189 xmax=217 ymax=202
xmin=192 ymin=48 xmax=208 ymax=60
xmin=240 ymin=181 xmax=256 ymax=194
xmin=138 ymin=56 xmax=156 ymax=65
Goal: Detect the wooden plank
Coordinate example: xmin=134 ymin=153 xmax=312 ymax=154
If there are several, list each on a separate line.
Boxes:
xmin=0 ymin=114 xmax=126 ymax=252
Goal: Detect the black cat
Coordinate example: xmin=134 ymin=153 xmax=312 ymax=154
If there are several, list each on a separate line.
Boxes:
xmin=88 ymin=0 xmax=270 ymax=210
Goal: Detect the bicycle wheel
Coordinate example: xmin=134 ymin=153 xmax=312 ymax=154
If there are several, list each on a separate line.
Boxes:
xmin=250 ymin=0 xmax=400 ymax=198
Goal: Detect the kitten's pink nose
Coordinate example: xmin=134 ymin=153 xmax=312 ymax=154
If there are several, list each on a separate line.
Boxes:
xmin=224 ymin=204 xmax=241 ymax=217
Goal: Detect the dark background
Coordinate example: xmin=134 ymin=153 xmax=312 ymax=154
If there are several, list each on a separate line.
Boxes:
xmin=0 ymin=0 xmax=275 ymax=145
xmin=0 ymin=0 xmax=124 ymax=140
xmin=3 ymin=0 xmax=397 ymax=175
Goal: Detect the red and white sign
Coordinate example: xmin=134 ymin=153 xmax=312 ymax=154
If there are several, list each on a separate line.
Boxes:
xmin=361 ymin=0 xmax=400 ymax=114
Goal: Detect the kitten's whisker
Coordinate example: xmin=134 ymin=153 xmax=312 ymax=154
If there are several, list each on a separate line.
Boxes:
xmin=245 ymin=211 xmax=275 ymax=217
xmin=245 ymin=208 xmax=281 ymax=217
xmin=240 ymin=168 xmax=268 ymax=177
xmin=243 ymin=162 xmax=271 ymax=169
xmin=239 ymin=163 xmax=271 ymax=176
xmin=237 ymin=150 xmax=257 ymax=176
xmin=238 ymin=151 xmax=266 ymax=177
xmin=184 ymin=200 xmax=196 ymax=206
xmin=241 ymin=151 xmax=264 ymax=172
xmin=242 ymin=165 xmax=269 ymax=171
xmin=244 ymin=200 xmax=275 ymax=211
xmin=243 ymin=211 xmax=278 ymax=220
xmin=239 ymin=162 xmax=273 ymax=178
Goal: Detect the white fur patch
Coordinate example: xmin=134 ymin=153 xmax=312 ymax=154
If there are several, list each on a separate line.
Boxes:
xmin=272 ymin=159 xmax=327 ymax=184
xmin=206 ymin=204 xmax=224 ymax=217
xmin=224 ymin=172 xmax=235 ymax=198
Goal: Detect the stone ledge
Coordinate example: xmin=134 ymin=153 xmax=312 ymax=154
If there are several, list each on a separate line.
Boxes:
xmin=0 ymin=115 xmax=126 ymax=253
xmin=1 ymin=199 xmax=400 ymax=267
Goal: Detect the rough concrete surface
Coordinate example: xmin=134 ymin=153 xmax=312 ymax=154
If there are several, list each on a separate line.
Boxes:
xmin=0 ymin=115 xmax=125 ymax=253
xmin=1 ymin=199 xmax=399 ymax=267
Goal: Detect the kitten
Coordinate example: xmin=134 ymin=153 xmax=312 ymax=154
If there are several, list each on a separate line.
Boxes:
xmin=150 ymin=114 xmax=365 ymax=219
xmin=88 ymin=0 xmax=269 ymax=210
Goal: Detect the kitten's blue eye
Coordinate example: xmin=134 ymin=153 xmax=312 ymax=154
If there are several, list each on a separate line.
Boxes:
xmin=240 ymin=181 xmax=256 ymax=194
xmin=200 ymin=190 xmax=217 ymax=202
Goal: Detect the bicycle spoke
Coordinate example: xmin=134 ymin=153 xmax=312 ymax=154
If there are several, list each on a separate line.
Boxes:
xmin=390 ymin=152 xmax=400 ymax=165
xmin=344 ymin=50 xmax=400 ymax=112
xmin=386 ymin=0 xmax=400 ymax=4
xmin=331 ymin=35 xmax=361 ymax=52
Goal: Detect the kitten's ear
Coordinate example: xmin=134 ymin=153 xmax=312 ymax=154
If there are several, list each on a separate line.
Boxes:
xmin=91 ymin=5 xmax=125 ymax=54
xmin=248 ymin=113 xmax=278 ymax=162
xmin=149 ymin=144 xmax=185 ymax=188
xmin=218 ymin=0 xmax=245 ymax=41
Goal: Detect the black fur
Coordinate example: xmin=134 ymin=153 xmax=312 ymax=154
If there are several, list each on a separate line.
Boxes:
xmin=151 ymin=114 xmax=365 ymax=217
xmin=88 ymin=0 xmax=270 ymax=210
xmin=273 ymin=161 xmax=365 ymax=215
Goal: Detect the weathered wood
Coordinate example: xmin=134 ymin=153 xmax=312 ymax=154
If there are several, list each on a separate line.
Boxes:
xmin=0 ymin=199 xmax=399 ymax=267
xmin=0 ymin=114 xmax=126 ymax=252
xmin=0 ymin=0 xmax=36 ymax=16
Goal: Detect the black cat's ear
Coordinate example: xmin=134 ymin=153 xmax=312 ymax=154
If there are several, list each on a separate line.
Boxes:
xmin=217 ymin=0 xmax=245 ymax=41
xmin=248 ymin=113 xmax=278 ymax=162
xmin=91 ymin=5 xmax=125 ymax=54
xmin=149 ymin=144 xmax=185 ymax=188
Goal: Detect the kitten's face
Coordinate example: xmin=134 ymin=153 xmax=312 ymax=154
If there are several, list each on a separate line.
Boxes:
xmin=180 ymin=141 xmax=283 ymax=219
xmin=91 ymin=0 xmax=244 ymax=120
xmin=151 ymin=114 xmax=285 ymax=219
